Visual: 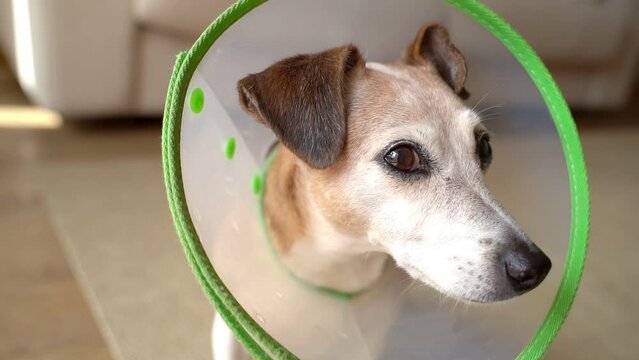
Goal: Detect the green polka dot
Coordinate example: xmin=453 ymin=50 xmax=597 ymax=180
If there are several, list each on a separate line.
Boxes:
xmin=252 ymin=174 xmax=263 ymax=195
xmin=189 ymin=88 xmax=204 ymax=113
xmin=224 ymin=137 xmax=236 ymax=160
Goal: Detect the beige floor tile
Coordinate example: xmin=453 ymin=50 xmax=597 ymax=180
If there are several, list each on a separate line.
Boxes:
xmin=0 ymin=129 xmax=113 ymax=360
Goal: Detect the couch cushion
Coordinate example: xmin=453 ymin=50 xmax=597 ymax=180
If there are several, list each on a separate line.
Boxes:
xmin=455 ymin=0 xmax=635 ymax=64
xmin=134 ymin=0 xmax=236 ymax=38
xmin=136 ymin=29 xmax=191 ymax=114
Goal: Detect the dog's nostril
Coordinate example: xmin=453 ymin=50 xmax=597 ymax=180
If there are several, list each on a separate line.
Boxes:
xmin=505 ymin=263 xmax=536 ymax=284
xmin=504 ymin=248 xmax=551 ymax=292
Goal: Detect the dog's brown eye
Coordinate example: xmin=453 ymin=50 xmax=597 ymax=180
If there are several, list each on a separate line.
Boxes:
xmin=477 ymin=133 xmax=492 ymax=170
xmin=384 ymin=145 xmax=420 ymax=171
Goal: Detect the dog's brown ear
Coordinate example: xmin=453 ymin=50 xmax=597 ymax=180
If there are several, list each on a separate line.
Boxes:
xmin=238 ymin=45 xmax=364 ymax=169
xmin=406 ymin=23 xmax=469 ymax=99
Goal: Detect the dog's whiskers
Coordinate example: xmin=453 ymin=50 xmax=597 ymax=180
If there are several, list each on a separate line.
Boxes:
xmin=395 ymin=278 xmax=418 ymax=303
xmin=477 ymin=115 xmax=501 ymax=123
xmin=476 ymin=104 xmax=504 ymax=119
xmin=451 ymin=293 xmax=463 ymax=312
xmin=470 ymin=88 xmax=495 ymax=114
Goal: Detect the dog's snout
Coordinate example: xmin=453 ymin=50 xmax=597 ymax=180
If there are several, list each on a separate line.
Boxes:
xmin=503 ymin=244 xmax=551 ymax=293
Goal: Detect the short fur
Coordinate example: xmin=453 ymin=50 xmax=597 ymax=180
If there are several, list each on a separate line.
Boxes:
xmin=239 ymin=45 xmax=364 ymax=169
xmin=237 ymin=22 xmax=551 ymax=299
xmin=215 ymin=23 xmax=552 ymax=360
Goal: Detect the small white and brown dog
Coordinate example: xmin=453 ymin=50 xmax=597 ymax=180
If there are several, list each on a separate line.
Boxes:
xmin=213 ymin=23 xmax=551 ymax=359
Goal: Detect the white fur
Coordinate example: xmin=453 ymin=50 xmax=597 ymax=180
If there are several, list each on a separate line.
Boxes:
xmin=213 ymin=313 xmax=251 ymax=360
xmin=214 ymin=51 xmax=548 ymax=360
xmin=366 ymin=62 xmax=407 ymax=79
xmin=279 ymin=194 xmax=388 ymax=293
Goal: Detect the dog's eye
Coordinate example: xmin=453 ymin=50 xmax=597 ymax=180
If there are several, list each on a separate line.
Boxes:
xmin=477 ymin=133 xmax=492 ymax=170
xmin=384 ymin=145 xmax=421 ymax=172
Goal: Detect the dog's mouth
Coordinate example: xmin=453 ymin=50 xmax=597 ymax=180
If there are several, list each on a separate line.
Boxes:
xmin=398 ymin=254 xmax=551 ymax=304
xmin=402 ymin=267 xmax=517 ymax=303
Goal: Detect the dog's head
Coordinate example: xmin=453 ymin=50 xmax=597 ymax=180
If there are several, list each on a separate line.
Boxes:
xmin=237 ymin=24 xmax=551 ymax=303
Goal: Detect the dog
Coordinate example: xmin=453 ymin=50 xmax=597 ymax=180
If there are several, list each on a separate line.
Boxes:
xmin=212 ymin=23 xmax=552 ymax=359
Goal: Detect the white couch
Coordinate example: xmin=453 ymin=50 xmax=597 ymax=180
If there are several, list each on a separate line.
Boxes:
xmin=0 ymin=0 xmax=637 ymax=117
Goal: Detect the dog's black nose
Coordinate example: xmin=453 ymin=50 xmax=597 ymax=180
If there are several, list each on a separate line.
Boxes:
xmin=504 ymin=246 xmax=551 ymax=293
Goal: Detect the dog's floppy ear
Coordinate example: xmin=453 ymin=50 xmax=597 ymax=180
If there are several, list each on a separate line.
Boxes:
xmin=406 ymin=23 xmax=469 ymax=99
xmin=238 ymin=45 xmax=364 ymax=169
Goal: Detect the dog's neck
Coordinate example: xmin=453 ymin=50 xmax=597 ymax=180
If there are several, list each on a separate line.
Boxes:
xmin=263 ymin=147 xmax=388 ymax=293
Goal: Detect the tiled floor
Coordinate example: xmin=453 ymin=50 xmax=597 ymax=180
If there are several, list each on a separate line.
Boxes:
xmin=0 ymin=62 xmax=113 ymax=358
xmin=1 ymin=55 xmax=212 ymax=360
xmin=1 ymin=50 xmax=638 ymax=359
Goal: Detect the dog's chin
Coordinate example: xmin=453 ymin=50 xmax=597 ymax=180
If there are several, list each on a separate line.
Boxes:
xmin=401 ymin=265 xmax=520 ymax=304
xmin=455 ymin=290 xmax=520 ymax=304
xmin=428 ymin=281 xmax=521 ymax=304
xmin=434 ymin=284 xmax=520 ymax=305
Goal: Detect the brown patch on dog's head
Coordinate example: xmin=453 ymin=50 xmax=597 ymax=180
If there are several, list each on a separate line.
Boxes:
xmin=405 ymin=23 xmax=469 ymax=99
xmin=238 ymin=23 xmax=550 ymax=302
xmin=239 ymin=24 xmax=471 ymax=245
xmin=306 ymin=62 xmax=463 ymax=239
xmin=295 ymin=22 xmax=474 ymax=241
xmin=238 ymin=45 xmax=365 ymax=169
